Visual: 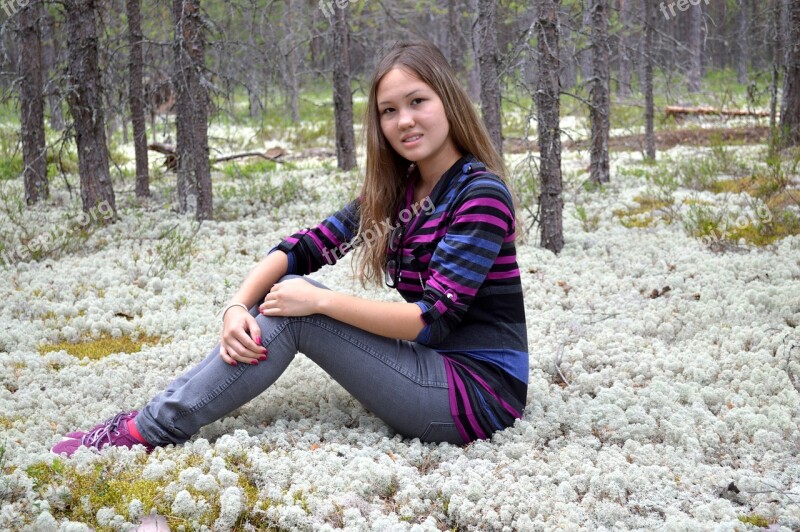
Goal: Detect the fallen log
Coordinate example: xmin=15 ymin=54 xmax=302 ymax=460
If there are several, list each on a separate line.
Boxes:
xmin=665 ymin=105 xmax=771 ymax=119
xmin=147 ymin=143 xmax=286 ymax=172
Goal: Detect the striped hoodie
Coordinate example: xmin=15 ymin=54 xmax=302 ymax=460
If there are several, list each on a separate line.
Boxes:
xmin=272 ymin=155 xmax=529 ymax=442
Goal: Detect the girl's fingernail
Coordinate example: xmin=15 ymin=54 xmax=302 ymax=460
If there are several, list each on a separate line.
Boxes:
xmin=255 ymin=336 xmax=262 ymax=344
xmin=262 ymin=348 xmax=268 ymax=354
xmin=230 ymin=361 xmax=237 ymax=366
xmin=251 ymin=360 xmax=259 ymax=365
xmin=259 ymin=355 xmax=267 ymax=361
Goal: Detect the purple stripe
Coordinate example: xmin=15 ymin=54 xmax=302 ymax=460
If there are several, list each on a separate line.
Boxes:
xmin=451 ymin=365 xmax=488 ymax=440
xmin=446 ymin=359 xmax=487 ymax=440
xmin=455 ymin=197 xmax=513 ymax=219
xmin=448 ymin=358 xmax=522 ymax=419
xmin=306 ymin=232 xmax=326 ymax=253
xmin=486 ymin=269 xmax=520 ymax=280
xmin=494 ymin=254 xmax=517 ymax=264
xmin=397 ymin=281 xmax=424 ymax=292
xmin=454 ymin=213 xmax=508 ymax=229
xmin=429 ymin=273 xmax=478 ymax=297
xmin=317 ymin=224 xmax=343 ymax=247
xmin=444 ymin=361 xmax=470 ymax=442
xmin=421 ymin=217 xmax=444 ymax=230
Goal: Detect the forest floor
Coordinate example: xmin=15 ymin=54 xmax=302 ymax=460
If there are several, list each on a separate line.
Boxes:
xmin=506 ymin=125 xmax=771 ymax=153
xmin=0 ymin=115 xmax=799 ymax=531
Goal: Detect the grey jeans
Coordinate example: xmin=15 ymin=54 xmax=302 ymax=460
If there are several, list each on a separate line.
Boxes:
xmin=135 ymin=275 xmax=464 ymax=446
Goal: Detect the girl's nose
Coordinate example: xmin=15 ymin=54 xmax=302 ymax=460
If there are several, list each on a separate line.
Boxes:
xmin=398 ymin=107 xmax=415 ymax=129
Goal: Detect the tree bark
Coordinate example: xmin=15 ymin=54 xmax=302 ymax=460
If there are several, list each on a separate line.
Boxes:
xmin=476 ymin=0 xmax=503 ymax=156
xmin=18 ymin=0 xmax=49 ymax=205
xmin=579 ymin=1 xmax=592 ymax=82
xmin=173 ymin=0 xmax=212 ymax=220
xmin=447 ymin=0 xmax=466 ymax=77
xmin=331 ymin=4 xmax=357 ymax=171
xmin=40 ymin=6 xmax=64 ymax=132
xmin=687 ymin=0 xmax=703 ymax=92
xmin=536 ymin=0 xmax=564 ymax=254
xmin=780 ymin=0 xmax=800 ymax=147
xmin=617 ymin=0 xmax=633 ymax=97
xmin=643 ymin=0 xmax=656 ymax=160
xmin=735 ymin=0 xmax=749 ymax=85
xmin=770 ymin=0 xmax=783 ymax=133
xmin=127 ymin=0 xmax=149 ymax=199
xmin=589 ymin=0 xmax=610 ymax=184
xmin=65 ymin=0 xmax=116 ymax=219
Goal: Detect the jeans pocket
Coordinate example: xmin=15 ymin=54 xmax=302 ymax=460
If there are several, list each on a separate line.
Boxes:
xmin=419 ymin=422 xmax=463 ymax=445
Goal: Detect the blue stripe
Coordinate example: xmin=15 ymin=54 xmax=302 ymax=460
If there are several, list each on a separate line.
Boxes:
xmin=437 ymin=348 xmax=529 ymax=381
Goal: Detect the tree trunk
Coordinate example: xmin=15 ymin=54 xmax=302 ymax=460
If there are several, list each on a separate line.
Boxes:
xmin=536 ymin=0 xmax=564 ymax=254
xmin=579 ymin=1 xmax=592 ymax=82
xmin=41 ymin=7 xmax=64 ymax=132
xmin=643 ymin=0 xmax=656 ymax=160
xmin=331 ymin=4 xmax=356 ymax=171
xmin=65 ymin=0 xmax=116 ymax=219
xmin=617 ymin=0 xmax=633 ymax=97
xmin=780 ymin=0 xmax=800 ymax=147
xmin=687 ymin=0 xmax=702 ymax=91
xmin=447 ymin=0 xmax=466 ymax=77
xmin=589 ymin=0 xmax=610 ymax=184
xmin=770 ymin=0 xmax=783 ymax=133
xmin=287 ymin=45 xmax=300 ymax=123
xmin=18 ymin=0 xmax=49 ymax=205
xmin=476 ymin=0 xmax=503 ymax=156
xmin=735 ymin=0 xmax=749 ymax=85
xmin=127 ymin=0 xmax=149 ymax=200
xmin=173 ymin=0 xmax=212 ymax=220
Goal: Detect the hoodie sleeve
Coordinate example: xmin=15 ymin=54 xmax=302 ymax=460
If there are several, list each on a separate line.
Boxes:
xmin=269 ymin=198 xmax=361 ymax=275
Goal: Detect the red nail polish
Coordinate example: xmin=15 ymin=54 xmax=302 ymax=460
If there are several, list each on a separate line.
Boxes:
xmin=251 ymin=360 xmax=259 ymax=365
xmin=231 ymin=361 xmax=237 ymax=366
xmin=255 ymin=336 xmax=262 ymax=344
xmin=259 ymin=355 xmax=267 ymax=361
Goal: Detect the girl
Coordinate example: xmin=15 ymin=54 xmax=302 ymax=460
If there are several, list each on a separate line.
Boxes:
xmin=53 ymin=40 xmax=528 ymax=455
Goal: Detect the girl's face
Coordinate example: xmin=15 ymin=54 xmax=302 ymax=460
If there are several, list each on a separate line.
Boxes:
xmin=376 ymin=67 xmax=460 ymax=178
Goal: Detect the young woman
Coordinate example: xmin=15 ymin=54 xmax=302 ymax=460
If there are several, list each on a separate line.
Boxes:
xmin=53 ymin=40 xmax=528 ymax=455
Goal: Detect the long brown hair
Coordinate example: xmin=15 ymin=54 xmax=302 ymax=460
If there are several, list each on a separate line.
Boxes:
xmin=355 ymin=40 xmax=511 ymax=286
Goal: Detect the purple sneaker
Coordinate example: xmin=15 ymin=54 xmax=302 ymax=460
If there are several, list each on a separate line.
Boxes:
xmin=52 ymin=411 xmax=153 ymax=457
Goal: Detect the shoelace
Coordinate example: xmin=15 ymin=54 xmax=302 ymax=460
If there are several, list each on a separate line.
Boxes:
xmin=81 ymin=412 xmax=131 ymax=447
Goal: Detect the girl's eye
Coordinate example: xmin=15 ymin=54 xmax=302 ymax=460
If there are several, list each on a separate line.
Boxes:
xmin=411 ymin=98 xmax=424 ymax=105
xmin=381 ymin=107 xmax=395 ymax=115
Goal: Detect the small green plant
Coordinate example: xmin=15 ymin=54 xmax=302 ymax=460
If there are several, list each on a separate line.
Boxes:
xmin=613 ymin=195 xmax=676 ymax=229
xmin=573 ymin=205 xmax=600 ymax=232
xmin=146 ymin=222 xmax=201 ymax=278
xmin=737 ymin=513 xmax=772 ymax=527
xmin=220 ymin=159 xmax=280 ymax=180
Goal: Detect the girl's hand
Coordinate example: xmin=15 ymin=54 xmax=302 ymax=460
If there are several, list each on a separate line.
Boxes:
xmin=259 ymin=278 xmax=322 ymax=317
xmin=219 ymin=307 xmax=266 ymax=366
